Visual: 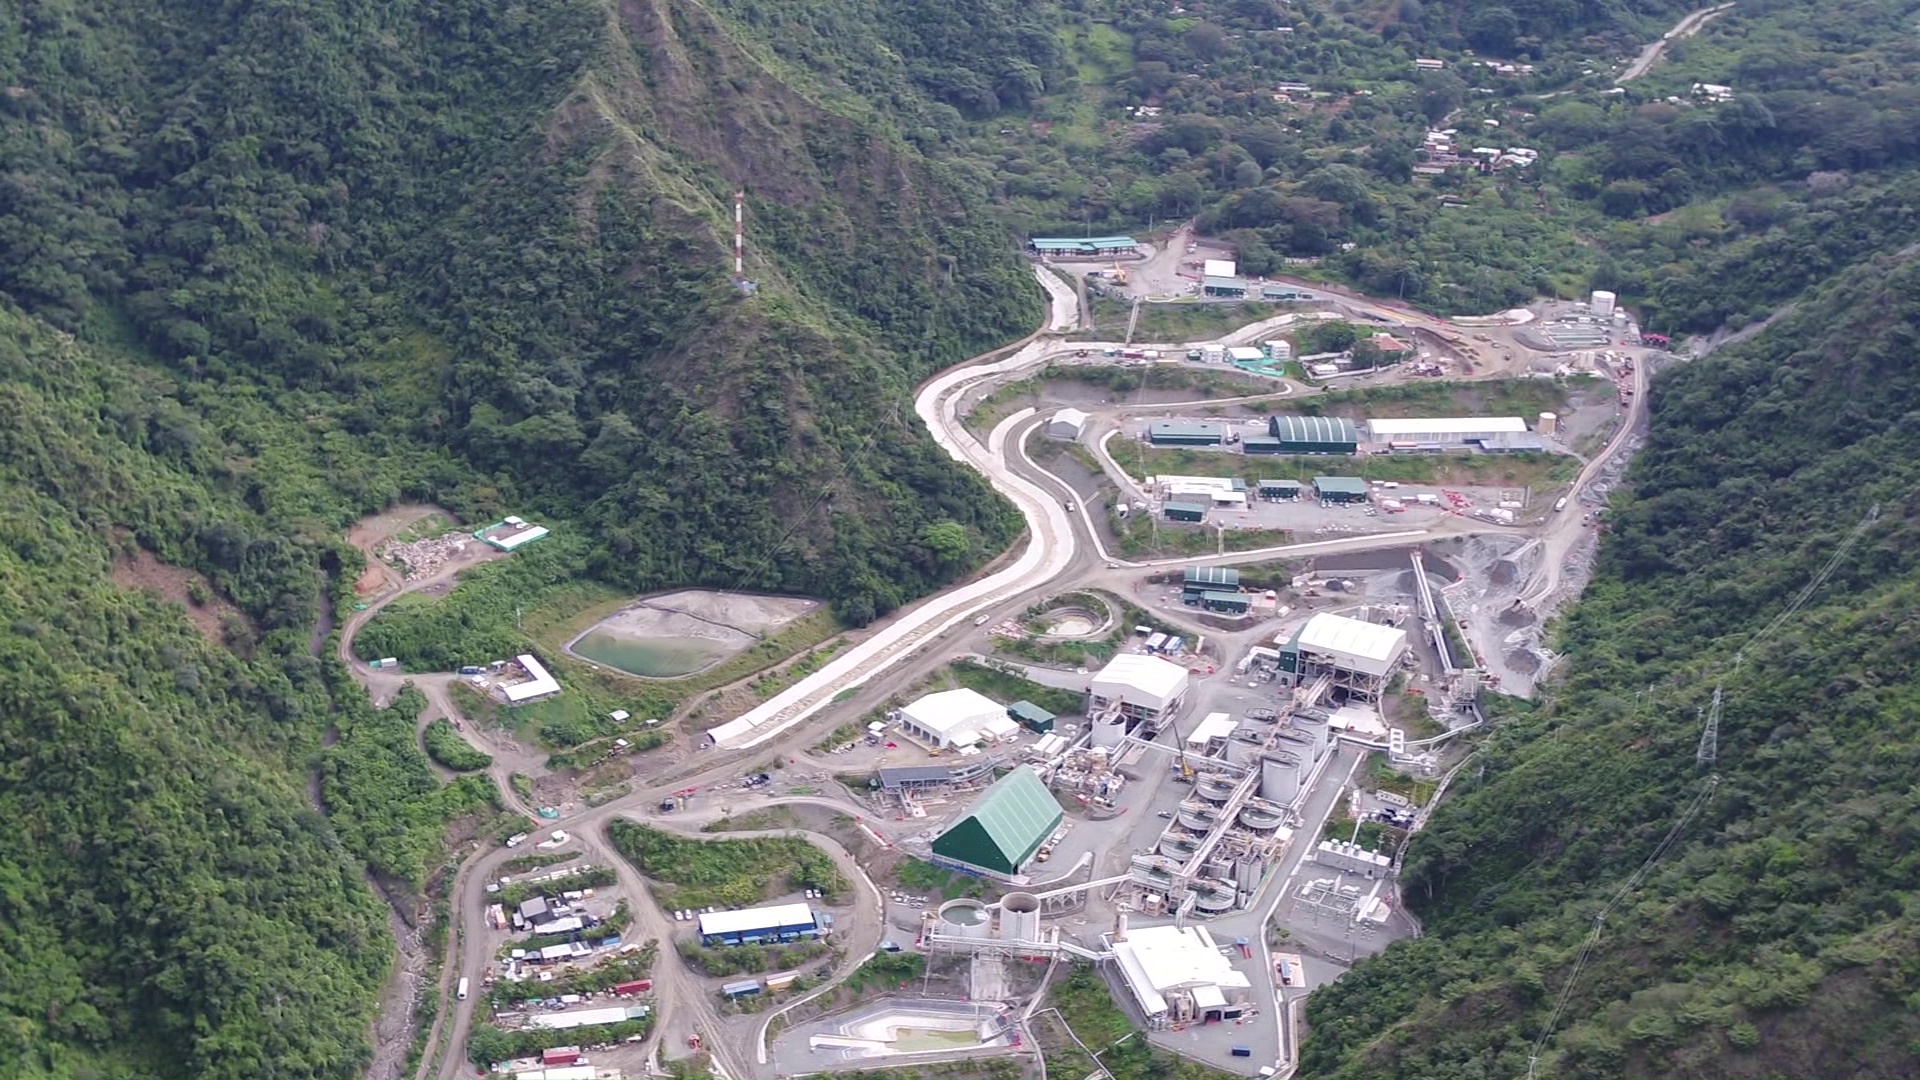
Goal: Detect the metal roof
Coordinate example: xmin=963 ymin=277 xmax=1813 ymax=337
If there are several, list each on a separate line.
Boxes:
xmin=876 ymin=765 xmax=956 ymax=789
xmin=1184 ymin=566 xmax=1240 ymax=587
xmin=931 ymin=768 xmax=1063 ymax=874
xmin=1270 ymin=415 xmax=1359 ymax=444
xmin=1202 ymin=591 xmax=1249 ymax=605
xmin=1203 ymin=275 xmax=1248 ymax=290
xmin=900 ymin=688 xmax=1004 ymax=737
xmin=1296 ymin=613 xmax=1409 ymax=675
xmin=1366 ymin=416 xmax=1528 ymax=437
xmin=1030 ymin=235 xmax=1136 ymax=248
xmin=1258 ymin=479 xmax=1304 ymax=490
xmin=1007 ymin=701 xmax=1056 ymax=724
xmin=1163 ymin=501 xmax=1210 ymax=515
xmin=1313 ymin=476 xmax=1370 ymax=495
xmin=1148 ymin=421 xmax=1226 ymax=440
xmin=697 ymin=902 xmax=815 ymax=938
xmin=1090 ymin=654 xmax=1190 ymax=711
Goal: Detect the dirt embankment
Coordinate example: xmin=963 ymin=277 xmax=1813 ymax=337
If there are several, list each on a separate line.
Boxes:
xmin=110 ymin=547 xmax=254 ymax=648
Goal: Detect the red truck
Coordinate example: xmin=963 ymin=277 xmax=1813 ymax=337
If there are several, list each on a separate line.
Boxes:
xmin=613 ymin=979 xmax=653 ymax=995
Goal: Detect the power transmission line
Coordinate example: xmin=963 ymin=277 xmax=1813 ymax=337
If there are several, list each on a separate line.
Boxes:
xmin=1528 ymin=503 xmax=1881 ymax=1077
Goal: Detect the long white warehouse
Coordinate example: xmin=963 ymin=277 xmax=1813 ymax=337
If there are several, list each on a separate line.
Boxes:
xmin=1366 ymin=416 xmax=1528 ymax=444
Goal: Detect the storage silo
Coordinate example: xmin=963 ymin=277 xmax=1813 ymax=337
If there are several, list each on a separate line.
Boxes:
xmin=936 ymin=899 xmax=992 ymax=943
xmin=1589 ymin=290 xmax=1616 ymax=318
xmin=1260 ymin=753 xmax=1303 ymax=803
xmin=1537 ymin=411 xmax=1559 ymax=437
xmin=998 ymin=892 xmax=1043 ymax=945
xmin=1091 ymin=712 xmax=1127 ymax=750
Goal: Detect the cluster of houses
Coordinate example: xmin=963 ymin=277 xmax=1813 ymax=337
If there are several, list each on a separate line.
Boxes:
xmin=1416 ymin=128 xmax=1540 ymax=177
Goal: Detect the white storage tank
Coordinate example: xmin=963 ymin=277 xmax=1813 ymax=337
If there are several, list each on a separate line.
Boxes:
xmin=1538 ymin=411 xmax=1559 ymax=436
xmin=1260 ymin=754 xmax=1303 ymax=803
xmin=937 ymin=898 xmax=992 ymax=942
xmin=998 ymin=892 xmax=1043 ymax=945
xmin=1589 ymin=290 xmax=1617 ymax=318
xmin=1091 ymin=713 xmax=1127 ymax=750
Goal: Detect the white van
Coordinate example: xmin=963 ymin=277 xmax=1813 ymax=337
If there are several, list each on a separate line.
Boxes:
xmin=456 ymin=977 xmax=470 ymax=1001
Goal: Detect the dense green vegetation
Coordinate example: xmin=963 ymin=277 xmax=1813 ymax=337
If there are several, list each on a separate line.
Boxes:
xmin=1302 ymin=256 xmax=1920 ymax=1075
xmin=606 ymin=822 xmax=847 ymax=909
xmin=422 ymin=718 xmax=495 ymax=772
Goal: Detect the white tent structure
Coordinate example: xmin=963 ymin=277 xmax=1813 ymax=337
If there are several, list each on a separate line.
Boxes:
xmin=1046 ymin=408 xmax=1090 ymax=440
xmin=897 ymin=688 xmax=1010 ymax=750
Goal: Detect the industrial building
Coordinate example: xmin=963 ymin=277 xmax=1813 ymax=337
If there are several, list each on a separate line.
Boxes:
xmin=1028 ymin=236 xmax=1137 ymax=257
xmin=1269 ymin=415 xmax=1360 ymax=454
xmin=1241 ymin=436 xmax=1287 ymax=455
xmin=896 ymin=688 xmax=1020 ymax=751
xmin=497 ymin=654 xmax=562 ymax=705
xmin=1046 ymin=408 xmax=1090 ymax=440
xmin=930 ymin=767 xmax=1064 ymax=877
xmin=1203 ymin=276 xmax=1249 ymax=298
xmin=1108 ymin=923 xmax=1253 ymax=1029
xmin=696 ymin=903 xmax=818 ymax=947
xmin=1007 ymin=700 xmax=1056 ymax=733
xmin=1202 ymin=259 xmax=1237 ymax=278
xmin=1258 ymin=479 xmax=1303 ymax=501
xmin=1087 ymin=653 xmax=1190 ymax=725
xmin=476 ymin=516 xmax=551 ymax=552
xmin=526 ymin=1005 xmax=652 ymax=1030
xmin=1147 ymin=421 xmax=1228 ymax=446
xmin=1183 ymin=566 xmax=1240 ymax=598
xmin=875 ymin=758 xmax=998 ymax=794
xmin=1366 ymin=416 xmax=1529 ymax=446
xmin=1200 ymin=592 xmax=1250 ymax=614
xmin=1280 ymin=612 xmax=1410 ymax=700
xmin=1313 ymin=476 xmax=1370 ymax=504
xmin=1164 ymin=501 xmax=1209 ymax=523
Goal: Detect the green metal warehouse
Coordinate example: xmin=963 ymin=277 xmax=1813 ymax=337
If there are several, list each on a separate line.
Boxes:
xmin=1183 ymin=566 xmax=1240 ymax=598
xmin=1164 ymin=501 xmax=1210 ymax=523
xmin=1201 ymin=591 xmax=1251 ymax=614
xmin=1258 ymin=479 xmax=1303 ymax=501
xmin=1007 ymin=701 xmax=1056 ymax=734
xmin=1241 ymin=436 xmax=1288 ymax=455
xmin=930 ymin=768 xmax=1064 ymax=876
xmin=1147 ymin=421 xmax=1228 ymax=446
xmin=1268 ymin=416 xmax=1360 ymax=455
xmin=1314 ymin=476 xmax=1371 ymax=504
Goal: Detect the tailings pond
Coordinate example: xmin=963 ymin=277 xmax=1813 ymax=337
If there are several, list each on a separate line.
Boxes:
xmin=567 ymin=591 xmax=817 ymax=678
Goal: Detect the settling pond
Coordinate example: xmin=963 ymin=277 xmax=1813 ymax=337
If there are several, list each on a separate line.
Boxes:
xmin=567 ymin=591 xmax=817 ymax=678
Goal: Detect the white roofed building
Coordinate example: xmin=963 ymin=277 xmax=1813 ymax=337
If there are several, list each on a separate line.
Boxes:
xmin=1088 ymin=654 xmax=1189 ymax=727
xmin=1107 ymin=923 xmax=1253 ymax=1027
xmin=898 ymin=688 xmax=1013 ymax=751
xmin=1366 ymin=416 xmax=1529 ymax=446
xmin=1202 ymin=258 xmax=1237 ymax=279
xmin=1290 ymin=612 xmax=1408 ymax=700
xmin=499 ymin=654 xmax=562 ymax=705
xmin=1046 ymin=408 xmax=1091 ymax=440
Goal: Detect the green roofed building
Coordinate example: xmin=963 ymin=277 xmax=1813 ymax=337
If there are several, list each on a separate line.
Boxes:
xmin=1202 ymin=591 xmax=1251 ymax=613
xmin=1164 ymin=501 xmax=1209 ymax=522
xmin=1258 ymin=479 xmax=1303 ymax=500
xmin=1147 ymin=421 xmax=1227 ymax=446
xmin=931 ymin=768 xmax=1064 ymax=876
xmin=1314 ymin=476 xmax=1371 ymax=503
xmin=1007 ymin=700 xmax=1056 ymax=734
xmin=1183 ymin=567 xmax=1240 ymax=595
xmin=1268 ymin=415 xmax=1359 ymax=454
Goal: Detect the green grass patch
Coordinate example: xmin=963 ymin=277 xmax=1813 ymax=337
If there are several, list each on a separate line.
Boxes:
xmin=701 ymin=806 xmax=801 ymax=833
xmin=947 ymin=658 xmax=1083 ymax=716
xmin=844 ymin=950 xmax=926 ymax=995
xmin=606 ymin=821 xmax=846 ymax=909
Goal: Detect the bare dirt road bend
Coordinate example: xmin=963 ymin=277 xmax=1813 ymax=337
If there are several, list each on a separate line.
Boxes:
xmin=1617 ymin=3 xmax=1735 ymax=84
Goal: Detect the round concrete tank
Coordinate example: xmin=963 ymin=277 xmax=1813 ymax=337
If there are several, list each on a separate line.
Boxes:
xmin=1197 ymin=773 xmax=1238 ymax=803
xmin=1179 ymin=802 xmax=1220 ymax=832
xmin=937 ymin=898 xmax=992 ymax=942
xmin=1589 ymin=290 xmax=1616 ymax=318
xmin=1158 ymin=832 xmax=1200 ymax=859
xmin=999 ymin=892 xmax=1043 ymax=944
xmin=1194 ymin=881 xmax=1237 ymax=914
xmin=1538 ymin=411 xmax=1559 ymax=437
xmin=1260 ymin=755 xmax=1302 ymax=803
xmin=1091 ymin=716 xmax=1126 ymax=750
xmin=1239 ymin=801 xmax=1285 ymax=832
xmin=1226 ymin=731 xmax=1264 ymax=765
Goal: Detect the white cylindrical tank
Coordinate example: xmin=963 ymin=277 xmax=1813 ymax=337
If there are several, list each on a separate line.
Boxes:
xmin=999 ymin=892 xmax=1043 ymax=944
xmin=1538 ymin=411 xmax=1559 ymax=436
xmin=1590 ymin=290 xmax=1616 ymax=318
xmin=937 ymin=898 xmax=992 ymax=942
xmin=1261 ymin=754 xmax=1302 ymax=803
xmin=1091 ymin=716 xmax=1125 ymax=750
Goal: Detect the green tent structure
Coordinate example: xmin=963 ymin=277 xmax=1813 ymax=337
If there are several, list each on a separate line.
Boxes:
xmin=930 ymin=768 xmax=1064 ymax=876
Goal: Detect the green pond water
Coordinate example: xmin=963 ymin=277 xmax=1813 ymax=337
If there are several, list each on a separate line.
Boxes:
xmin=571 ymin=630 xmax=731 ymax=678
xmin=892 ymin=1027 xmax=982 ymax=1052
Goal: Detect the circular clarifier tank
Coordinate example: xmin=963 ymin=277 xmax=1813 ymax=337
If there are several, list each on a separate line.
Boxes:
xmin=937 ymin=899 xmax=991 ymax=940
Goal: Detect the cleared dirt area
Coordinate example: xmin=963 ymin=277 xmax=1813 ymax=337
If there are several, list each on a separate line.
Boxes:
xmin=111 ymin=548 xmax=250 ymax=647
xmin=347 ymin=503 xmax=461 ymax=597
xmin=569 ymin=590 xmax=819 ymax=678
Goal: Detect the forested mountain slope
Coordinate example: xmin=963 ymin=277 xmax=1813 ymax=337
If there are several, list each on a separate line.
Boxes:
xmin=1302 ymin=256 xmax=1920 ymax=1076
xmin=0 ymin=0 xmax=1059 ymax=1074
